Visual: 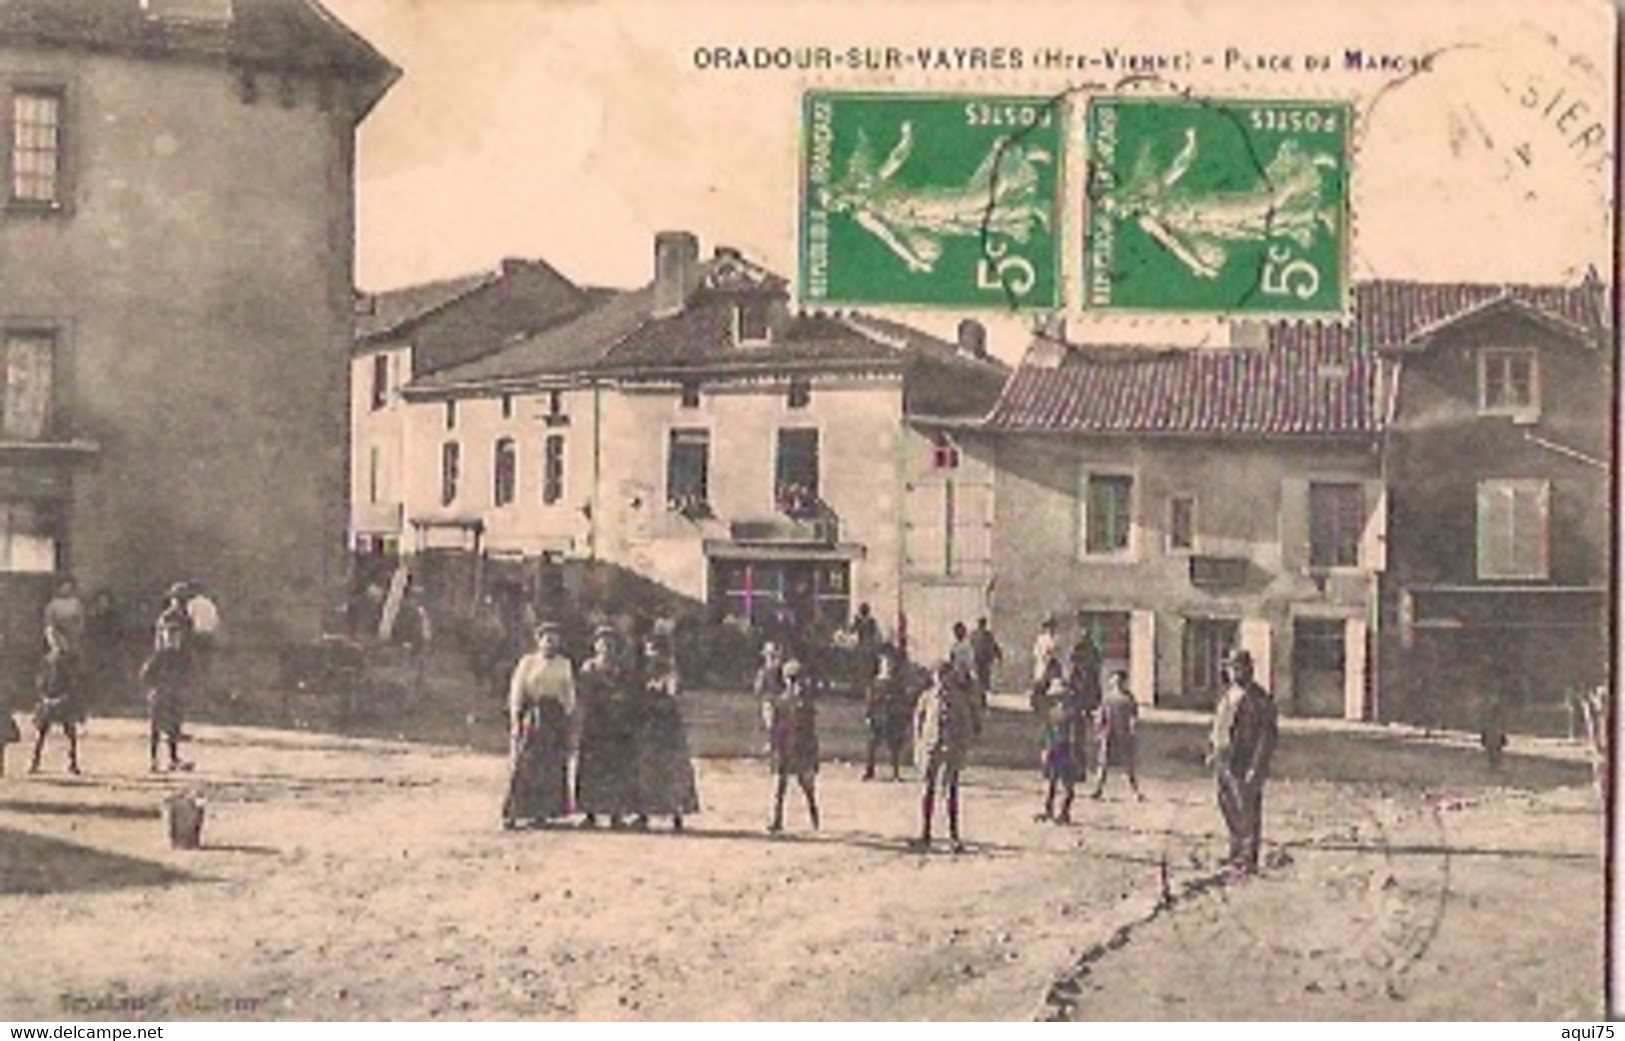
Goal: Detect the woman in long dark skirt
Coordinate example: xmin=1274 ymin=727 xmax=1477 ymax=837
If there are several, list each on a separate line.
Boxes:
xmin=574 ymin=626 xmax=643 ymax=828
xmin=633 ymin=633 xmax=700 ymax=831
xmin=502 ymin=622 xmax=576 ymax=829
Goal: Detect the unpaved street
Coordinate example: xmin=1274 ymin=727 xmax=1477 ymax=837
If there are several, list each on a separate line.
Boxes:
xmin=0 ymin=716 xmax=1603 ymax=1021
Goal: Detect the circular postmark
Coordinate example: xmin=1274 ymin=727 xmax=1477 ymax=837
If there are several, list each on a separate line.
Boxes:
xmin=1155 ymin=784 xmax=1452 ymax=1004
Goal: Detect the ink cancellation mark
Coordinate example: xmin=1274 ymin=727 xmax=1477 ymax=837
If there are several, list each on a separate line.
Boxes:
xmin=1083 ymin=96 xmax=1352 ymax=315
xmin=800 ymin=91 xmax=1064 ymax=311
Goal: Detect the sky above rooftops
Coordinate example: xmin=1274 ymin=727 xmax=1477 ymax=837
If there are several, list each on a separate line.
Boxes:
xmin=327 ymin=0 xmax=1614 ymax=365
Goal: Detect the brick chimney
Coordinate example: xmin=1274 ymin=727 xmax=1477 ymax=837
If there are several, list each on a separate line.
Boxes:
xmin=956 ymin=319 xmax=988 ymax=359
xmin=653 ymin=231 xmax=701 ymax=316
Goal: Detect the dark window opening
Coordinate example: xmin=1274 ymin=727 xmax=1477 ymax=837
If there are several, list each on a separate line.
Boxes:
xmin=440 ymin=441 xmax=461 ymax=506
xmin=667 ymin=428 xmax=710 ymax=515
xmin=542 ymin=434 xmax=566 ymax=505
xmin=1085 ymin=473 xmax=1133 ymax=554
xmin=1293 ymin=618 xmax=1346 ymax=673
xmin=1308 ymin=482 xmax=1362 ymax=568
xmin=775 ymin=428 xmax=820 ymax=516
xmin=735 ymin=303 xmax=771 ymax=344
xmin=1168 ymin=495 xmax=1196 ymax=552
xmin=493 ymin=437 xmax=516 ymax=507
xmin=1183 ymin=618 xmax=1239 ymax=703
xmin=710 ymin=559 xmax=849 ymax=630
xmin=370 ymin=354 xmax=389 ymax=411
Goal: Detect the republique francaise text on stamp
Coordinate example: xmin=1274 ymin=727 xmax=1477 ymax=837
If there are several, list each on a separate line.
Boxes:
xmin=800 ymin=90 xmax=1064 ymax=310
xmin=1083 ymin=95 xmax=1352 ymax=315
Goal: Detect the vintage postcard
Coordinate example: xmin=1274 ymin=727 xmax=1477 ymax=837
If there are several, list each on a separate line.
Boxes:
xmin=0 ymin=0 xmax=1614 ymax=1024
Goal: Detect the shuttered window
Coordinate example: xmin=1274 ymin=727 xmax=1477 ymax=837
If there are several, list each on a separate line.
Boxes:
xmin=1476 ymin=479 xmax=1549 ymax=579
xmin=1081 ymin=471 xmax=1134 ymax=556
xmin=1 ymin=332 xmax=53 ymax=440
xmin=1308 ymin=482 xmax=1362 ymax=568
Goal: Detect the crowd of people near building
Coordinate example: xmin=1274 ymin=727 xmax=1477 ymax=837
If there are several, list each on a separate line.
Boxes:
xmin=494 ymin=600 xmax=1277 ymax=876
xmin=9 ymin=577 xmax=222 ymax=776
xmin=3 ymin=567 xmax=1282 ymax=880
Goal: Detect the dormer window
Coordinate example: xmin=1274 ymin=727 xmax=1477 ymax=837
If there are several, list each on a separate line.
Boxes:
xmin=1479 ymin=348 xmax=1539 ymax=416
xmin=734 ymin=302 xmax=771 ymax=346
xmin=787 ymin=378 xmax=811 ymax=410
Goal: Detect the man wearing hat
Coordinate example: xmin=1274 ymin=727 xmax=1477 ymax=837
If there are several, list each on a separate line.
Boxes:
xmin=1208 ymin=648 xmax=1278 ymax=877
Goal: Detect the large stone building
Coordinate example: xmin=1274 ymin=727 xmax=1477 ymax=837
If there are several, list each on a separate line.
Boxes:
xmin=1373 ymin=280 xmax=1612 ymax=731
xmin=974 ymin=323 xmax=1386 ymax=717
xmin=0 ymin=0 xmax=396 ymax=678
xmin=971 ymin=278 xmax=1611 ymax=726
xmin=355 ymin=232 xmax=1008 ymax=662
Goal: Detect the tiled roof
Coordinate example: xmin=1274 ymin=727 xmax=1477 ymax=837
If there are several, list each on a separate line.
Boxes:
xmin=985 ymin=337 xmax=1379 ymax=436
xmin=593 ymin=308 xmax=906 ymax=375
xmin=0 ymin=0 xmax=398 ymax=109
xmin=407 ymin=247 xmax=1008 ymax=416
xmin=983 ymin=279 xmax=1608 ymax=436
xmin=1351 ymin=279 xmax=1609 ymax=350
xmin=406 ymin=286 xmax=654 ymax=392
xmin=355 ymin=271 xmax=494 ymax=343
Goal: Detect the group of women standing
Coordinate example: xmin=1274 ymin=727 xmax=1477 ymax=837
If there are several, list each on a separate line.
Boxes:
xmin=502 ymin=621 xmax=700 ymax=831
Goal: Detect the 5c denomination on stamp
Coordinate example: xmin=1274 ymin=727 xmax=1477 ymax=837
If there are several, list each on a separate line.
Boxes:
xmin=800 ymin=90 xmax=1064 ymax=310
xmin=1084 ymin=96 xmax=1351 ymax=315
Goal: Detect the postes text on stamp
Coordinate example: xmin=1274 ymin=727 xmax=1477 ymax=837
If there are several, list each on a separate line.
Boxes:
xmin=800 ymin=90 xmax=1063 ymax=310
xmin=1083 ymin=96 xmax=1351 ymax=315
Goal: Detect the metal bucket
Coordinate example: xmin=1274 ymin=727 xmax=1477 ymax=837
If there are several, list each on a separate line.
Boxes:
xmin=162 ymin=791 xmax=206 ymax=850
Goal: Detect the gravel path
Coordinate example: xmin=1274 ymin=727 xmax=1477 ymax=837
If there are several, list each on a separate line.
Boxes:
xmin=0 ymin=718 xmax=1603 ymax=1021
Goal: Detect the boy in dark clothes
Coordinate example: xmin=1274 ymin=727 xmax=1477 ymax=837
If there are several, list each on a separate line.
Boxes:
xmin=29 ymin=648 xmax=82 ymax=775
xmin=142 ymin=616 xmax=194 ymax=773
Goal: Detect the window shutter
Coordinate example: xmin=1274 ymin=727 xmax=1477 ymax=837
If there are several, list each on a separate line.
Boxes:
xmin=1359 ymin=480 xmax=1387 ymax=572
xmin=1164 ymin=614 xmax=1187 ymax=697
xmin=1342 ymin=618 xmax=1369 ymax=720
xmin=951 ymin=480 xmax=994 ymax=576
xmin=1477 ymin=481 xmax=1513 ymax=578
xmin=904 ymin=482 xmax=947 ymax=575
xmin=1130 ymin=610 xmax=1157 ymax=705
xmin=1513 ymin=481 xmax=1550 ymax=579
xmin=1279 ymin=478 xmax=1310 ymax=572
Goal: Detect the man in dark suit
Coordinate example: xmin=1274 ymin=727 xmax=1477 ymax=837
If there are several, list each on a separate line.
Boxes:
xmin=1209 ymin=648 xmax=1279 ymax=876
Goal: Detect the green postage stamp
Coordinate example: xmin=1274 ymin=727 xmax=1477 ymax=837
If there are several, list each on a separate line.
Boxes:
xmin=1083 ymin=96 xmax=1351 ymax=315
xmin=800 ymin=91 xmax=1064 ymax=310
